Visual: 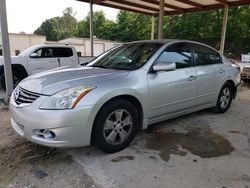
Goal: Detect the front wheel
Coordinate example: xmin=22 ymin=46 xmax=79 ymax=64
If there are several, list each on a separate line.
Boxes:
xmin=93 ymin=99 xmax=139 ymax=153
xmin=212 ymin=82 xmax=233 ymax=113
xmin=0 ymin=71 xmax=25 ymax=90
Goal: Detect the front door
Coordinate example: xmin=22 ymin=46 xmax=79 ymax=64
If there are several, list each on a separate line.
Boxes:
xmin=27 ymin=47 xmax=58 ymax=75
xmin=148 ymin=42 xmax=197 ymax=121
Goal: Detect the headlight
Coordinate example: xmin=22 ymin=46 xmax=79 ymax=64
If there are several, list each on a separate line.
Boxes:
xmin=40 ymin=85 xmax=95 ymax=109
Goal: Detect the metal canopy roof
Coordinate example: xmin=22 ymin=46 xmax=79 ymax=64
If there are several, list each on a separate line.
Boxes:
xmin=77 ymin=0 xmax=250 ymax=15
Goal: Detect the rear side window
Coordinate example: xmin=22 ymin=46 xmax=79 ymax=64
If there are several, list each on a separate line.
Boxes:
xmin=156 ymin=43 xmax=192 ymax=69
xmin=53 ymin=48 xmax=73 ymax=57
xmin=31 ymin=47 xmax=73 ymax=58
xmin=192 ymin=44 xmax=222 ymax=66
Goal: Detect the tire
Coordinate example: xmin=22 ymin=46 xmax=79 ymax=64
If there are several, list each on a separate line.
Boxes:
xmin=0 ymin=70 xmax=25 ymax=90
xmin=212 ymin=82 xmax=233 ymax=113
xmin=0 ymin=72 xmax=5 ymax=90
xmin=93 ymin=99 xmax=139 ymax=153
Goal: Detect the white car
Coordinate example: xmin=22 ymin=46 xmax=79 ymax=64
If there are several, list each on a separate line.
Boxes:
xmin=0 ymin=44 xmax=80 ymax=89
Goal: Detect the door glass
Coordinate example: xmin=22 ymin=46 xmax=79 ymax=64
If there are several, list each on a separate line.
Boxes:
xmin=192 ymin=44 xmax=222 ymax=66
xmin=32 ymin=48 xmax=53 ymax=58
xmin=53 ymin=48 xmax=73 ymax=57
xmin=157 ymin=43 xmax=192 ymax=69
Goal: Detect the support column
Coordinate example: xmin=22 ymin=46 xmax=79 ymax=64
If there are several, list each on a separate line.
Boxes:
xmin=0 ymin=0 xmax=13 ymax=103
xmin=219 ymin=4 xmax=229 ymax=54
xmin=151 ymin=16 xmax=155 ymax=40
xmin=89 ymin=0 xmax=94 ymax=57
xmin=157 ymin=0 xmax=164 ymax=39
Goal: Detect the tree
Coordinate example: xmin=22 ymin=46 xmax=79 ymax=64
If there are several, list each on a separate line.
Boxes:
xmin=111 ymin=11 xmax=151 ymax=42
xmin=76 ymin=11 xmax=116 ymax=40
xmin=34 ymin=7 xmax=78 ymax=41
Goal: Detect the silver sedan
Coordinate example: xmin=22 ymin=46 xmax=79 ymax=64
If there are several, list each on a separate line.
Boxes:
xmin=10 ymin=40 xmax=241 ymax=153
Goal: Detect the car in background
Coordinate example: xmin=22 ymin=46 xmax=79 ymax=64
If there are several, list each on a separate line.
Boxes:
xmin=9 ymin=40 xmax=241 ymax=153
xmin=0 ymin=45 xmax=80 ymax=89
xmin=237 ymin=54 xmax=250 ymax=81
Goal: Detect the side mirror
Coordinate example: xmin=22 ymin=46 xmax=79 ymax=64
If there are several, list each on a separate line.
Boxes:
xmin=153 ymin=61 xmax=176 ymax=72
xmin=30 ymin=53 xmax=38 ymax=58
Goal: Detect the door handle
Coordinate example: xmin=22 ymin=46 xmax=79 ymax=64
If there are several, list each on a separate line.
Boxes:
xmin=57 ymin=58 xmax=61 ymax=67
xmin=188 ymin=75 xmax=197 ymax=81
xmin=218 ymin=69 xmax=225 ymax=73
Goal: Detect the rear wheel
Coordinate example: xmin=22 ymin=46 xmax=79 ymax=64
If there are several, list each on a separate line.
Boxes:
xmin=93 ymin=99 xmax=139 ymax=153
xmin=212 ymin=82 xmax=233 ymax=113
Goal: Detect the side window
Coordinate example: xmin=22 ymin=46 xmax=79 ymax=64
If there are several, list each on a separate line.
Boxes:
xmin=43 ymin=48 xmax=53 ymax=57
xmin=156 ymin=43 xmax=192 ymax=69
xmin=192 ymin=44 xmax=222 ymax=66
xmin=53 ymin=48 xmax=73 ymax=58
xmin=31 ymin=48 xmax=53 ymax=58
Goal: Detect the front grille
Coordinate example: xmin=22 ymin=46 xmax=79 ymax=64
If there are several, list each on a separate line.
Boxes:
xmin=15 ymin=87 xmax=41 ymax=105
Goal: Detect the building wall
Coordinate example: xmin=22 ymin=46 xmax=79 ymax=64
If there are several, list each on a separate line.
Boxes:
xmin=0 ymin=33 xmax=46 ymax=56
xmin=59 ymin=37 xmax=122 ymax=56
xmin=0 ymin=34 xmax=121 ymax=57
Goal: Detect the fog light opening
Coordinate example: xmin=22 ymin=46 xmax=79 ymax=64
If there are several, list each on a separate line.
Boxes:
xmin=34 ymin=129 xmax=56 ymax=140
xmin=43 ymin=129 xmax=56 ymax=140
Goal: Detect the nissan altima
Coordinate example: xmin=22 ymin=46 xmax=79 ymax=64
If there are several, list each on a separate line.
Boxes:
xmin=10 ymin=40 xmax=241 ymax=153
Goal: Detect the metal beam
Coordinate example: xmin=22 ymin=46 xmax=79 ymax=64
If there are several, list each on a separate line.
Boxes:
xmin=220 ymin=4 xmax=229 ymax=54
xmin=89 ymin=0 xmax=94 ymax=56
xmin=175 ymin=0 xmax=204 ymax=9
xmin=108 ymin=0 xmax=160 ymax=13
xmin=0 ymin=0 xmax=13 ymax=102
xmin=157 ymin=0 xmax=164 ymax=39
xmin=215 ymin=0 xmax=228 ymax=5
xmin=140 ymin=0 xmax=184 ymax=12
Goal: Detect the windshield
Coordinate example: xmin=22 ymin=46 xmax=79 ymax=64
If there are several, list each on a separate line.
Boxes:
xmin=88 ymin=42 xmax=163 ymax=70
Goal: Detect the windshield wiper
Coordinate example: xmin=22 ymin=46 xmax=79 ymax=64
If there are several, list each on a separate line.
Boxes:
xmin=90 ymin=65 xmax=107 ymax=69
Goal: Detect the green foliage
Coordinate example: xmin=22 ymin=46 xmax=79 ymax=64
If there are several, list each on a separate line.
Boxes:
xmin=111 ymin=11 xmax=151 ymax=42
xmin=163 ymin=6 xmax=250 ymax=58
xmin=34 ymin=7 xmax=250 ymax=58
xmin=76 ymin=10 xmax=116 ymax=40
xmin=34 ymin=7 xmax=78 ymax=41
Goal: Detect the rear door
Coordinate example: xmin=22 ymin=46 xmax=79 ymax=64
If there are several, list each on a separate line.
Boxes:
xmin=191 ymin=44 xmax=225 ymax=106
xmin=53 ymin=47 xmax=78 ymax=67
xmin=148 ymin=42 xmax=197 ymax=121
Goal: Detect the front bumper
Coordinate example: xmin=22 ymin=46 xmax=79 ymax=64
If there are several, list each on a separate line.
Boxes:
xmin=9 ymin=96 xmax=95 ymax=148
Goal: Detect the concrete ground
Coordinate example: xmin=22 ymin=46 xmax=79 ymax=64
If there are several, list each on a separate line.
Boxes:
xmin=0 ymin=82 xmax=250 ymax=188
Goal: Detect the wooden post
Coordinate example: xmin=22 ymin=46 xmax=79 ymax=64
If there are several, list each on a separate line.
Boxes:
xmin=219 ymin=4 xmax=229 ymax=54
xmin=157 ymin=0 xmax=164 ymax=39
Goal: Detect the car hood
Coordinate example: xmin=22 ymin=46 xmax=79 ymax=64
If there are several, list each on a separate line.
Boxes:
xmin=19 ymin=66 xmax=129 ymax=95
xmin=0 ymin=56 xmax=25 ymax=66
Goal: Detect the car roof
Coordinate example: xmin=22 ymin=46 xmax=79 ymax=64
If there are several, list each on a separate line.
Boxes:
xmin=31 ymin=44 xmax=72 ymax=48
xmin=127 ymin=39 xmax=220 ymax=54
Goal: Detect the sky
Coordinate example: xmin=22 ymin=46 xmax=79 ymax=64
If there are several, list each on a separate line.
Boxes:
xmin=5 ymin=0 xmax=119 ymax=34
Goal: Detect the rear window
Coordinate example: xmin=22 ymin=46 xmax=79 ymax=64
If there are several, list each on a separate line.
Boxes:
xmin=31 ymin=47 xmax=73 ymax=58
xmin=192 ymin=44 xmax=222 ymax=66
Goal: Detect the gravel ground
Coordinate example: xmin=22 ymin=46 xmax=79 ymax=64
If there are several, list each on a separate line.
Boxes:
xmin=0 ymin=109 xmax=99 ymax=188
